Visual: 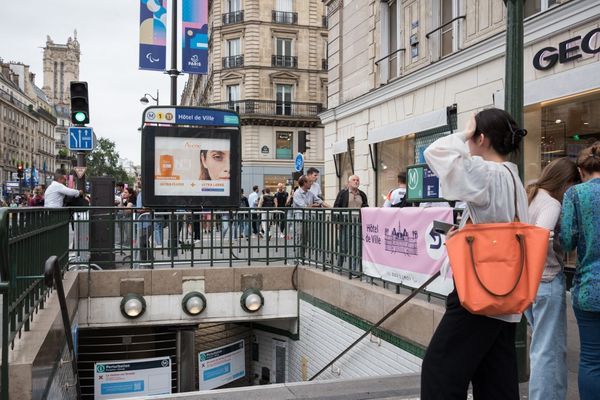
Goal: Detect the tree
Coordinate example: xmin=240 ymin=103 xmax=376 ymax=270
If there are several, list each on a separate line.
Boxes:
xmin=86 ymin=137 xmax=133 ymax=184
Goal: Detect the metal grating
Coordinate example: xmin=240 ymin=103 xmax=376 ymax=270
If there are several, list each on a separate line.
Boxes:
xmin=77 ymin=326 xmax=178 ymax=399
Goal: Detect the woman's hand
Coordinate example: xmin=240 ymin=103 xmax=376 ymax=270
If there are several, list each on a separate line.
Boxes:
xmin=464 ymin=113 xmax=477 ymax=140
xmin=446 ymin=226 xmax=459 ymax=240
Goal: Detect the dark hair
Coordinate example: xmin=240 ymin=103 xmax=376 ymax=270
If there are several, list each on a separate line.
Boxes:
xmin=298 ymin=175 xmax=308 ymax=187
xmin=124 ymin=187 xmax=137 ymax=205
xmin=264 ymin=188 xmax=271 ymax=194
xmin=473 ymin=108 xmax=527 ymax=156
xmin=577 ymin=141 xmax=600 ymax=174
xmin=306 ymin=167 xmax=319 ymax=176
xmin=116 ymin=182 xmax=124 ymax=187
xmin=397 ymin=172 xmax=407 ymax=185
xmin=526 ymin=158 xmax=579 ymax=204
xmin=252 ymin=185 xmax=259 ymax=191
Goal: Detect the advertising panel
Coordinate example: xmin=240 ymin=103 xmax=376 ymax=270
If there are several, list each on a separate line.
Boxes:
xmin=181 ymin=0 xmax=208 ymax=74
xmin=139 ymin=0 xmax=167 ymax=71
xmin=361 ymin=207 xmax=454 ymax=295
xmin=198 ymin=339 xmax=245 ymax=390
xmin=94 ymin=356 xmax=171 ymax=399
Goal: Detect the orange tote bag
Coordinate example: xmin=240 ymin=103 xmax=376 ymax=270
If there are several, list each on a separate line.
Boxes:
xmin=445 ymin=166 xmax=550 ymax=316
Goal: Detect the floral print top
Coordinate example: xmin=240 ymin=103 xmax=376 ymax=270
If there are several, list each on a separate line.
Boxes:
xmin=560 ymin=177 xmax=600 ymax=312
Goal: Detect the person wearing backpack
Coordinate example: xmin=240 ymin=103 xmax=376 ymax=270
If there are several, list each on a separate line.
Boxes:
xmin=421 ymin=108 xmax=528 ymax=400
xmin=258 ymin=187 xmax=276 ymax=239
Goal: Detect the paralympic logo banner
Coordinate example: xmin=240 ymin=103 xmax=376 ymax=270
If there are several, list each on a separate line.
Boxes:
xmin=139 ymin=0 xmax=167 ymax=71
xmin=182 ymin=0 xmax=208 ymax=74
xmin=361 ymin=207 xmax=454 ymax=296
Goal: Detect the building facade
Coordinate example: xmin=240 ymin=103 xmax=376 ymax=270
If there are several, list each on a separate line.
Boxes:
xmin=321 ymin=0 xmax=600 ymax=205
xmin=0 ymin=61 xmax=58 ymax=194
xmin=181 ymin=0 xmax=328 ymax=194
xmin=42 ymin=33 xmax=81 ymax=172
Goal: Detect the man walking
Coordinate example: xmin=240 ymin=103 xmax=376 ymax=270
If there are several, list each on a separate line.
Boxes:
xmin=44 ymin=172 xmax=83 ymax=208
xmin=334 ymin=175 xmax=368 ymax=273
xmin=248 ymin=185 xmax=260 ymax=237
xmin=274 ymin=183 xmax=289 ymax=238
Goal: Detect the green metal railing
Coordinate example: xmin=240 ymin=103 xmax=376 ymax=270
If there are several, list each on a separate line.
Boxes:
xmin=0 ymin=207 xmax=70 ymax=399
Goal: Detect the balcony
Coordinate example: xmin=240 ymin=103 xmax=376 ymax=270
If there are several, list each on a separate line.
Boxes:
xmin=210 ymin=99 xmax=324 ymax=127
xmin=222 ymin=54 xmax=244 ymax=69
xmin=272 ymin=55 xmax=298 ymax=68
xmin=322 ymin=58 xmax=328 ymax=71
xmin=222 ymin=10 xmax=244 ymax=25
xmin=272 ymin=10 xmax=298 ymax=25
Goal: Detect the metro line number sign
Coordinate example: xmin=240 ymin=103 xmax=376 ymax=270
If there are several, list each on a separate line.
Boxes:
xmin=533 ymin=27 xmax=600 ymax=71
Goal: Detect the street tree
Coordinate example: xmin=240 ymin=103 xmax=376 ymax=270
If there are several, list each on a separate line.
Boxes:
xmin=85 ymin=137 xmax=133 ymax=184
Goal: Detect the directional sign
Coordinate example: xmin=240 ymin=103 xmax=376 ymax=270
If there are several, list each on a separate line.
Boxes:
xmin=68 ymin=127 xmax=94 ymax=151
xmin=294 ymin=153 xmax=304 ymax=172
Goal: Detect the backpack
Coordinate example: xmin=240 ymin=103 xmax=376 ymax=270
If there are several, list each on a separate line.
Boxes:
xmin=261 ymin=194 xmax=275 ymax=208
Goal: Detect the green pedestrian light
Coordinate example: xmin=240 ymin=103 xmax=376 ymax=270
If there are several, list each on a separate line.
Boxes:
xmin=573 ymin=134 xmax=580 ymax=141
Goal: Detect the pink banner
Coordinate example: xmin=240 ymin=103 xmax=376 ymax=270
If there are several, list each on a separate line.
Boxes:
xmin=361 ymin=207 xmax=454 ymax=295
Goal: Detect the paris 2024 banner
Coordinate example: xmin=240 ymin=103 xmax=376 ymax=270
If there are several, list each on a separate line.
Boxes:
xmin=361 ymin=207 xmax=454 ymax=296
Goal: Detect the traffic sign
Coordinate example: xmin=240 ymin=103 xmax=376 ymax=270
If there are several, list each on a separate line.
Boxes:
xmin=68 ymin=127 xmax=94 ymax=151
xmin=294 ymin=153 xmax=304 ymax=172
xmin=74 ymin=167 xmax=87 ymax=179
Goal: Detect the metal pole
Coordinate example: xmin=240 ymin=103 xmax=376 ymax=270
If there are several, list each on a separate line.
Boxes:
xmin=76 ymin=152 xmax=86 ymax=191
xmin=504 ymin=0 xmax=528 ymax=383
xmin=169 ymin=0 xmax=178 ymax=106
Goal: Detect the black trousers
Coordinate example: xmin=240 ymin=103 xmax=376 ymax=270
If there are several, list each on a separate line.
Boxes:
xmin=420 ymin=289 xmax=519 ymax=400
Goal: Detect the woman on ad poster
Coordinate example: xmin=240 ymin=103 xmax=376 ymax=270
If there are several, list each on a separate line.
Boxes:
xmin=200 ymin=150 xmax=230 ymax=180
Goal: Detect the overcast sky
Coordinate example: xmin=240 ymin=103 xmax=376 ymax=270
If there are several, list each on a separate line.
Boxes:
xmin=1 ymin=0 xmax=185 ymax=166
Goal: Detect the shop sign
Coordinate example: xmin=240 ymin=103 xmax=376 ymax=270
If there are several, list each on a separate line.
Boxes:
xmin=261 ymin=145 xmax=269 ymax=154
xmin=533 ymin=27 xmax=600 ymax=71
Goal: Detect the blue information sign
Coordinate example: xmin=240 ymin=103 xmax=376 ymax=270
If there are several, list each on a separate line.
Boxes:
xmin=143 ymin=107 xmax=240 ymax=127
xmin=294 ymin=153 xmax=304 ymax=172
xmin=68 ymin=127 xmax=94 ymax=151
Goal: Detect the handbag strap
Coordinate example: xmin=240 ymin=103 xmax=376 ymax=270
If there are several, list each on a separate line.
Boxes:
xmin=502 ymin=164 xmax=520 ymax=223
xmin=466 ymin=233 xmax=527 ymax=297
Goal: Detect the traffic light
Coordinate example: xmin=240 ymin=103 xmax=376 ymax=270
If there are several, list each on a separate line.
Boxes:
xmin=298 ymin=131 xmax=310 ymax=153
xmin=70 ymin=81 xmax=89 ymax=125
xmin=17 ymin=164 xmax=24 ymax=179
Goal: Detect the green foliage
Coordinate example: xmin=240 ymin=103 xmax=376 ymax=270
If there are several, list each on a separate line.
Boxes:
xmin=57 ymin=148 xmax=69 ymax=158
xmin=86 ymin=137 xmax=133 ymax=184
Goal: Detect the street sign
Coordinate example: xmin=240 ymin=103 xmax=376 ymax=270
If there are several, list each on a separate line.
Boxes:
xmin=94 ymin=356 xmax=171 ymax=399
xmin=74 ymin=167 xmax=87 ymax=179
xmin=68 ymin=127 xmax=94 ymax=151
xmin=5 ymin=181 xmax=19 ymax=188
xmin=198 ymin=339 xmax=245 ymax=390
xmin=294 ymin=153 xmax=304 ymax=172
xmin=143 ymin=107 xmax=240 ymax=126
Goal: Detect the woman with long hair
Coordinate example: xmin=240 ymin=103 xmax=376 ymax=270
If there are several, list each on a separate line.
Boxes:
xmin=421 ymin=108 xmax=528 ymax=399
xmin=560 ymin=142 xmax=600 ymax=400
xmin=199 ymin=150 xmax=230 ymax=180
xmin=525 ymin=157 xmax=579 ymax=400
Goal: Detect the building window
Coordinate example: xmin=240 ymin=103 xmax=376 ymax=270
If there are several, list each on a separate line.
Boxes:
xmin=227 ymin=85 xmax=240 ymax=111
xmin=275 ymin=132 xmax=293 ymax=159
xmin=376 ymin=136 xmax=415 ymax=206
xmin=440 ymin=0 xmax=454 ymax=57
xmin=223 ymin=0 xmax=243 ymax=24
xmin=337 ymin=138 xmax=355 ymax=190
xmin=223 ymin=38 xmax=243 ymax=68
xmin=275 ymin=84 xmax=292 ymax=115
xmin=524 ymin=0 xmax=558 ymax=18
xmin=273 ymin=0 xmax=297 ymax=24
xmin=273 ymin=38 xmax=297 ymax=68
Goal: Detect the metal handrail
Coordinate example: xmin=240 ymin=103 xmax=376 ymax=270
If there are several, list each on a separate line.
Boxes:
xmin=374 ymin=48 xmax=406 ymax=66
xmin=425 ymin=15 xmax=466 ymax=39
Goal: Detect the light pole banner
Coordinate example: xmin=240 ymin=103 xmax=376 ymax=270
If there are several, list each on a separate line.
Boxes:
xmin=361 ymin=207 xmax=454 ymax=296
xmin=182 ymin=0 xmax=209 ymax=74
xmin=139 ymin=0 xmax=167 ymax=71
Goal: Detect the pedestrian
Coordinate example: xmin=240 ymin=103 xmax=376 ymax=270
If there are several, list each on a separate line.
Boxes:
xmin=306 ymin=167 xmax=322 ymax=198
xmin=234 ymin=189 xmax=250 ymax=239
xmin=383 ymin=172 xmax=409 ymax=207
xmin=248 ymin=185 xmax=260 ymax=237
xmin=258 ymin=187 xmax=276 ymax=239
xmin=421 ymin=108 xmax=528 ymax=400
xmin=524 ymin=157 xmax=579 ymax=400
xmin=29 ymin=186 xmax=45 ymax=206
xmin=560 ymin=142 xmax=600 ymax=400
xmin=274 ymin=183 xmax=289 ymax=238
xmin=334 ymin=175 xmax=369 ymax=272
xmin=44 ymin=172 xmax=83 ymax=208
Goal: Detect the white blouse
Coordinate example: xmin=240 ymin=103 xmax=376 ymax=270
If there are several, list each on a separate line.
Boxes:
xmin=424 ymin=130 xmax=529 ymax=323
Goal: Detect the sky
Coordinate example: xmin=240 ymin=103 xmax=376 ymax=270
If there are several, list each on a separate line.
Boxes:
xmin=0 ymin=0 xmax=185 ymax=166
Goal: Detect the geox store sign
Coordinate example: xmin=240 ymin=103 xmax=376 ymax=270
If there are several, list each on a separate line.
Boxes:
xmin=533 ymin=27 xmax=600 ymax=70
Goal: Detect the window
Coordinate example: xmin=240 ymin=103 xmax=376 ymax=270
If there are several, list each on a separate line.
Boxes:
xmin=276 ymin=84 xmax=292 ymax=115
xmin=524 ymin=0 xmax=558 ymax=18
xmin=337 ymin=138 xmax=355 ymax=190
xmin=440 ymin=0 xmax=454 ymax=57
xmin=276 ymin=38 xmax=292 ymax=57
xmin=224 ymin=38 xmax=243 ymax=68
xmin=228 ymin=38 xmax=240 ymax=57
xmin=227 ymin=85 xmax=240 ymax=111
xmin=273 ymin=0 xmax=296 ymax=24
xmin=276 ymin=0 xmax=292 ymax=12
xmin=228 ymin=0 xmax=240 ymax=12
xmin=389 ymin=0 xmax=398 ymax=79
xmin=275 ymin=132 xmax=293 ymax=159
xmin=376 ymin=136 xmax=415 ymax=206
xmin=273 ymin=38 xmax=296 ymax=67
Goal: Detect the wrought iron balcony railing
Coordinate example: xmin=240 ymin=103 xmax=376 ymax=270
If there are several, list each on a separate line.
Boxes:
xmin=222 ymin=55 xmax=244 ymax=69
xmin=272 ymin=10 xmax=298 ymax=24
xmin=222 ymin=10 xmax=244 ymax=25
xmin=210 ymin=99 xmax=323 ymax=118
xmin=272 ymin=55 xmax=298 ymax=68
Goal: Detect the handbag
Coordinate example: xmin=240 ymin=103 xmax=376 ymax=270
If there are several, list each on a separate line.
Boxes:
xmin=445 ymin=165 xmax=550 ymax=315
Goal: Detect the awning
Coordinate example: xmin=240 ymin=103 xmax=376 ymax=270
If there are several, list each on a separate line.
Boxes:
xmin=367 ymin=108 xmax=448 ymax=144
xmin=331 ymin=139 xmax=349 ymax=155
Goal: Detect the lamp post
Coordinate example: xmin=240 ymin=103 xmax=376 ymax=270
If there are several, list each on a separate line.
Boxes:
xmin=140 ymin=90 xmax=159 ymax=106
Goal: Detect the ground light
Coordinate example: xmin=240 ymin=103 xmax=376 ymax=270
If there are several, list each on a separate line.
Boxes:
xmin=120 ymin=293 xmax=146 ymax=319
xmin=182 ymin=292 xmax=207 ymax=316
xmin=240 ymin=288 xmax=264 ymax=313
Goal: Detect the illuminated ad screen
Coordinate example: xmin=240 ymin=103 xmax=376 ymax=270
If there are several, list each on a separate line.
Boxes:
xmin=142 ymin=125 xmax=241 ymax=208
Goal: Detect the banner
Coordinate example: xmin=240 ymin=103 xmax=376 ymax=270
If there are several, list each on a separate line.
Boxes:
xmin=139 ymin=0 xmax=167 ymax=71
xmin=182 ymin=0 xmax=209 ymax=74
xmin=361 ymin=207 xmax=454 ymax=295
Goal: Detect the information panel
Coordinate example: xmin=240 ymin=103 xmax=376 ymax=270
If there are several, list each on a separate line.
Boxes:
xmin=406 ymin=163 xmax=444 ymax=202
xmin=94 ymin=357 xmax=171 ymax=399
xmin=198 ymin=339 xmax=245 ymax=390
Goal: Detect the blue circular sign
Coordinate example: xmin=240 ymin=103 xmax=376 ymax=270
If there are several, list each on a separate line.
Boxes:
xmin=294 ymin=153 xmax=304 ymax=172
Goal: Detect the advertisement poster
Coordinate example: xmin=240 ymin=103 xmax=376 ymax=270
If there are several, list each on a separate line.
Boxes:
xmin=94 ymin=357 xmax=171 ymax=399
xmin=139 ymin=0 xmax=167 ymax=71
xmin=199 ymin=339 xmax=245 ymax=390
xmin=181 ymin=0 xmax=208 ymax=74
xmin=361 ymin=207 xmax=454 ymax=296
xmin=154 ymin=137 xmax=230 ymax=196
